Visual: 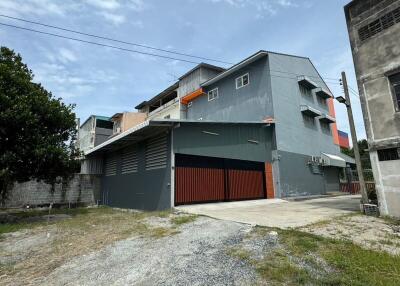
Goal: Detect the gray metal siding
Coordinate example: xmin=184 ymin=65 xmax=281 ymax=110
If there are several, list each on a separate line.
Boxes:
xmin=173 ymin=123 xmax=273 ymax=162
xmin=187 ymin=57 xmax=274 ymax=122
xmin=268 ymin=53 xmax=341 ymax=157
xmin=277 ymin=150 xmax=327 ymax=197
xmin=101 ymin=133 xmax=172 ymax=210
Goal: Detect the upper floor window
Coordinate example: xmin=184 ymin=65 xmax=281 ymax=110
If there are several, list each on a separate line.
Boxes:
xmin=236 ymin=73 xmax=249 ymax=89
xmin=208 ymin=88 xmax=219 ymax=101
xmin=389 ymin=72 xmax=400 ymax=112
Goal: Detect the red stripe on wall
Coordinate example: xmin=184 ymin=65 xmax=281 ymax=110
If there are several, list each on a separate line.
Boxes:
xmin=265 ymin=163 xmax=275 ymax=199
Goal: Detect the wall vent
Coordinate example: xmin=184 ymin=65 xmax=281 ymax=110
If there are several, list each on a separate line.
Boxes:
xmin=358 ymin=7 xmax=400 ymax=42
xmin=145 ymin=135 xmax=167 ymax=170
xmin=105 ymin=155 xmax=117 ymax=176
xmin=121 ymin=148 xmax=138 ymax=174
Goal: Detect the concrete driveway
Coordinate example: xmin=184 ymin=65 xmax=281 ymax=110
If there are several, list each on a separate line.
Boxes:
xmin=176 ymin=195 xmax=361 ymax=228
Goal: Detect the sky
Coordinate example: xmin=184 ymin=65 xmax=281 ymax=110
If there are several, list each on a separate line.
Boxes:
xmin=0 ymin=0 xmax=366 ymax=141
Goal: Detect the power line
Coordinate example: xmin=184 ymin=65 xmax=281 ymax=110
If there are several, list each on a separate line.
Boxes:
xmin=0 ymin=14 xmax=233 ymax=65
xmin=0 ymin=22 xmax=202 ymax=64
xmin=0 ymin=18 xmax=351 ymax=84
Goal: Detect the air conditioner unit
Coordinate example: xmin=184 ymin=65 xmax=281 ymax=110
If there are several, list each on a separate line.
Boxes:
xmin=318 ymin=157 xmax=326 ymax=165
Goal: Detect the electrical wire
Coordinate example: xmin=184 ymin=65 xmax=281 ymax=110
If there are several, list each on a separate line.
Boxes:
xmin=0 ymin=22 xmax=202 ymax=64
xmin=0 ymin=14 xmax=234 ymax=65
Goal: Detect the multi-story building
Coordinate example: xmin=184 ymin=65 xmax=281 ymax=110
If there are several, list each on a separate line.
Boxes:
xmin=85 ymin=50 xmax=353 ymax=210
xmin=77 ymin=115 xmax=113 ymax=154
xmin=110 ymin=112 xmax=147 ymax=136
xmin=345 ymin=0 xmax=400 ymax=217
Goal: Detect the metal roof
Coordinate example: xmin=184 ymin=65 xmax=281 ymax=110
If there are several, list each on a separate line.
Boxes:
xmin=80 ymin=115 xmax=111 ymax=128
xmin=135 ymin=82 xmax=179 ymax=110
xmin=178 ymin=63 xmax=225 ymax=80
xmin=85 ymin=119 xmax=273 ymax=156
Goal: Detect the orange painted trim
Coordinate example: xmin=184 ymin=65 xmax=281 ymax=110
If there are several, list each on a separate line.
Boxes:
xmin=180 ymin=88 xmax=205 ymax=105
xmin=327 ymin=98 xmax=340 ymax=145
xmin=265 ymin=163 xmax=275 ymax=199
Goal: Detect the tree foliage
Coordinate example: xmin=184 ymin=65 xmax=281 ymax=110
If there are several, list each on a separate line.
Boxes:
xmin=341 ymin=139 xmax=371 ymax=169
xmin=0 ymin=47 xmax=80 ymax=201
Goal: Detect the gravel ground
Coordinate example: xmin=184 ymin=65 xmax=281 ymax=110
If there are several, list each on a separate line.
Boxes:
xmin=300 ymin=214 xmax=400 ymax=255
xmin=35 ymin=217 xmax=260 ymax=286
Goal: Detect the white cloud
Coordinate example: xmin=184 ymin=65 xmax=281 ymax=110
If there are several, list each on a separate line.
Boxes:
xmin=99 ymin=11 xmax=126 ymax=25
xmin=208 ymin=0 xmax=299 ymax=17
xmin=59 ymin=48 xmax=78 ymax=64
xmin=0 ymin=0 xmax=73 ymax=17
xmin=86 ymin=0 xmax=120 ymax=10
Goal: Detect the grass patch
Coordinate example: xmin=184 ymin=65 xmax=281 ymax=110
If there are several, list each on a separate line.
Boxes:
xmin=171 ymin=215 xmax=197 ymax=226
xmin=229 ymin=227 xmax=400 ymax=286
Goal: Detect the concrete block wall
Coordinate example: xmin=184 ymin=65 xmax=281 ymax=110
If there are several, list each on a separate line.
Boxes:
xmin=3 ymin=174 xmax=98 ymax=208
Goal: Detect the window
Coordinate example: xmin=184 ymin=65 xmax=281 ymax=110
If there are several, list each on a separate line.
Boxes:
xmin=236 ymin=73 xmax=249 ymax=89
xmin=377 ymin=148 xmax=400 ymax=161
xmin=113 ymin=120 xmax=121 ymax=134
xmin=121 ymin=148 xmax=138 ymax=174
xmin=105 ymin=155 xmax=117 ymax=176
xmin=208 ymin=88 xmax=219 ymax=101
xmin=96 ymin=119 xmax=113 ymax=129
xmin=389 ymin=72 xmax=400 ymax=111
xmin=358 ymin=7 xmax=400 ymax=42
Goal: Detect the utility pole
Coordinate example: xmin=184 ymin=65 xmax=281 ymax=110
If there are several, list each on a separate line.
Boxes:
xmin=341 ymin=71 xmax=369 ymax=204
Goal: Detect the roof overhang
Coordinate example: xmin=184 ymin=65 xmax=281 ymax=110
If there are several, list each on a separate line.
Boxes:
xmin=85 ymin=120 xmax=173 ymax=156
xmin=85 ymin=119 xmax=274 ymax=156
xmin=201 ymin=51 xmax=268 ymax=87
xmin=181 ymin=88 xmax=206 ymax=105
xmin=318 ymin=114 xmax=336 ymax=124
xmin=135 ymin=82 xmax=179 ymax=110
xmin=315 ymin=87 xmax=333 ymax=99
xmin=298 ymin=76 xmax=318 ymax=89
xmin=321 ymin=153 xmax=346 ymax=168
xmin=300 ymin=105 xmax=322 ymax=117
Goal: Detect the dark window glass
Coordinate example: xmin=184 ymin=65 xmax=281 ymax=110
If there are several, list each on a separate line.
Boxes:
xmin=377 ymin=148 xmax=400 ymax=161
xmin=389 ymin=72 xmax=400 ymax=111
xmin=96 ymin=119 xmax=113 ymax=129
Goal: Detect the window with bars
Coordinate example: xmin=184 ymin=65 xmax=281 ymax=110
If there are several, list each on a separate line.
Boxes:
xmin=105 ymin=155 xmax=117 ymax=176
xmin=145 ymin=135 xmax=167 ymax=170
xmin=377 ymin=148 xmax=400 ymax=161
xmin=358 ymin=7 xmax=400 ymax=42
xmin=389 ymin=72 xmax=400 ymax=111
xmin=121 ymin=148 xmax=138 ymax=174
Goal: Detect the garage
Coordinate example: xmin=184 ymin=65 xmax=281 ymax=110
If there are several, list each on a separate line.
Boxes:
xmin=175 ymin=153 xmax=266 ymax=205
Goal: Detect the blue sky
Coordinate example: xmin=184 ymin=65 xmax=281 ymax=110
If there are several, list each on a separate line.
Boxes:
xmin=0 ymin=0 xmax=365 ymax=140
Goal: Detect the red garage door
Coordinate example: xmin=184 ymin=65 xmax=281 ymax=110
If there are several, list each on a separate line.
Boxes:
xmin=175 ymin=154 xmax=266 ymax=205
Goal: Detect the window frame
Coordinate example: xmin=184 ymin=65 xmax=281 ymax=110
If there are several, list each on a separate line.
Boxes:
xmin=236 ymin=73 xmax=250 ymax=90
xmin=388 ymin=71 xmax=400 ymax=112
xmin=208 ymin=87 xmax=219 ymax=102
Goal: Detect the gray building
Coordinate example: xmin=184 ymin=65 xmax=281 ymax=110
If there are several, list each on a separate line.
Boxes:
xmin=345 ymin=0 xmax=400 ymax=217
xmin=78 ymin=115 xmax=113 ymax=154
xmin=85 ymin=51 xmax=352 ymax=210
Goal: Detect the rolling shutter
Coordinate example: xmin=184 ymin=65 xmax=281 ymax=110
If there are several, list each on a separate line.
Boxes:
xmin=105 ymin=155 xmax=117 ymax=176
xmin=121 ymin=148 xmax=138 ymax=174
xmin=145 ymin=135 xmax=167 ymax=170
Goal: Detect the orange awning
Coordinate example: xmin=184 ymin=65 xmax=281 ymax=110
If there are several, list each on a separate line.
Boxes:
xmin=180 ymin=88 xmax=205 ymax=105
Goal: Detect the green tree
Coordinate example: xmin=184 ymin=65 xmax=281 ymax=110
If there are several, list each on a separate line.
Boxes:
xmin=0 ymin=47 xmax=80 ymax=201
xmin=341 ymin=139 xmax=371 ymax=169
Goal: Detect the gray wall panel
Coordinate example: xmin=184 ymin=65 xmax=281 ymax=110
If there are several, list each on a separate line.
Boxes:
xmin=187 ymin=57 xmax=274 ymax=122
xmin=173 ymin=123 xmax=273 ymax=162
xmin=101 ymin=133 xmax=172 ymax=211
xmin=278 ymin=150 xmax=326 ymax=197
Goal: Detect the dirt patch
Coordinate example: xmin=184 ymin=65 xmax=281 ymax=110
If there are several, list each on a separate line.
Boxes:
xmin=300 ymin=214 xmax=400 ymax=255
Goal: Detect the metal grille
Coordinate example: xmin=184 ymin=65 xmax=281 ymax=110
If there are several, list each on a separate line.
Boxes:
xmin=377 ymin=148 xmax=400 ymax=161
xmin=121 ymin=148 xmax=138 ymax=174
xmin=105 ymin=155 xmax=117 ymax=176
xmin=358 ymin=7 xmax=400 ymax=42
xmin=145 ymin=135 xmax=167 ymax=170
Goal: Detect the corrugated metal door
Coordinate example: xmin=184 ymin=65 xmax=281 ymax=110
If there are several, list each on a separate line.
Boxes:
xmin=175 ymin=154 xmax=265 ymax=205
